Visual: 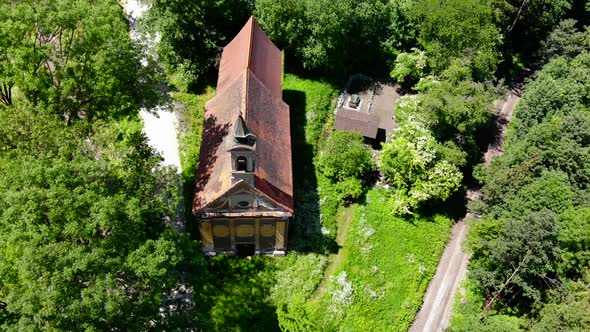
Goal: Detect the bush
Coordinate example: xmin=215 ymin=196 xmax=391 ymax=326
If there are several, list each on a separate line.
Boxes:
xmin=390 ymin=48 xmax=429 ymax=87
xmin=317 ymin=130 xmax=373 ymax=181
xmin=316 ymin=130 xmax=373 ymax=200
xmin=378 ymin=119 xmax=462 ymax=214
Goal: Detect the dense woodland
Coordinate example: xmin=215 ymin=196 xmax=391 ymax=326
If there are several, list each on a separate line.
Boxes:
xmin=1 ymin=0 xmax=589 ymax=330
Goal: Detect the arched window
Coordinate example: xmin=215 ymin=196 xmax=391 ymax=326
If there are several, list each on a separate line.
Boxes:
xmin=236 ymin=156 xmax=247 ymax=171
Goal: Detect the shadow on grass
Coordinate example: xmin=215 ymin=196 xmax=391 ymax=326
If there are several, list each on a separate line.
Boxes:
xmin=284 ymin=89 xmax=338 ymax=254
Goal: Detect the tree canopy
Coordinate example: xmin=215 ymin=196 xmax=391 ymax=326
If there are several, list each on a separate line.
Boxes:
xmin=463 ymin=29 xmax=590 ymax=330
xmin=413 ymin=0 xmax=501 ymax=80
xmin=0 ymin=1 xmax=202 ymax=329
xmin=0 ymin=0 xmax=148 ymax=121
xmin=139 ymin=0 xmax=254 ymax=91
xmin=316 ymin=130 xmax=373 ymax=201
xmin=378 ymin=116 xmax=463 ymax=214
xmin=256 ymin=0 xmax=407 ymax=75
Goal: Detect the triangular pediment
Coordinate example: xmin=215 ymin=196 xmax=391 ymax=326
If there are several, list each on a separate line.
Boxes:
xmin=198 ymin=180 xmax=290 ymax=215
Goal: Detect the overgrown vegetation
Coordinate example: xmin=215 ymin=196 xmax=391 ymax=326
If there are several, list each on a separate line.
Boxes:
xmin=139 ymin=0 xmax=255 ymax=92
xmin=2 ymin=0 xmax=589 ymax=329
xmin=255 ymin=0 xmax=414 ymax=76
xmin=316 ymin=130 xmax=374 ymax=202
xmin=379 ymin=117 xmax=463 ymax=214
xmin=306 ymin=190 xmax=453 ymax=331
xmin=450 ymin=22 xmax=590 ymax=331
xmin=172 ymin=89 xmax=216 ymax=216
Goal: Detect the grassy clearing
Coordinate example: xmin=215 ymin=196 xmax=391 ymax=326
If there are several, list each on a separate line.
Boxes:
xmin=268 ymin=74 xmax=338 ymax=304
xmin=308 ymin=189 xmax=453 ymax=331
xmin=310 ymin=205 xmax=355 ymax=301
xmin=281 ymin=74 xmax=339 ymax=251
xmin=282 ymin=74 xmax=337 ymax=148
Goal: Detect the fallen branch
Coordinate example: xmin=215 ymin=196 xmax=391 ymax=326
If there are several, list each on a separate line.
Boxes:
xmin=483 ymin=251 xmax=530 ymax=315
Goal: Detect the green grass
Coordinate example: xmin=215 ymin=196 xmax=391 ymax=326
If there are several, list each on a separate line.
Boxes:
xmin=282 ymin=73 xmax=337 ymax=149
xmin=266 ymin=74 xmax=338 ymax=304
xmin=270 ymin=75 xmax=453 ymax=331
xmin=281 ymin=74 xmax=339 ymax=252
xmin=172 ymin=89 xmax=215 ymax=218
xmin=172 ymin=88 xmax=216 ymax=183
xmin=308 ymin=189 xmax=453 ymax=331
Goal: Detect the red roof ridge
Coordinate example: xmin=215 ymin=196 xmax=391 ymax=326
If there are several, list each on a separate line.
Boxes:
xmin=216 ymin=16 xmax=282 ymax=98
xmin=243 ymin=16 xmax=254 ymax=120
xmin=246 ymin=16 xmax=255 ymax=70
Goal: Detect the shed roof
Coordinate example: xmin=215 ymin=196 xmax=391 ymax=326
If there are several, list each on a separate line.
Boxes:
xmin=193 ymin=17 xmax=293 ymax=215
xmin=333 ymin=83 xmax=399 ymax=139
xmin=333 ymin=108 xmax=380 ymax=138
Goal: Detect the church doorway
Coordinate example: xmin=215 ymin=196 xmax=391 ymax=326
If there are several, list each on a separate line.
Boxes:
xmin=236 ymin=243 xmax=255 ymax=257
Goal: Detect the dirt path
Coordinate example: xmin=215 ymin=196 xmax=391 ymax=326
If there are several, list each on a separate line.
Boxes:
xmin=310 ymin=206 xmax=355 ymax=302
xmin=409 ymin=90 xmax=521 ymax=332
xmin=124 ymin=0 xmax=182 ymax=171
xmin=409 ymin=220 xmax=470 ymax=332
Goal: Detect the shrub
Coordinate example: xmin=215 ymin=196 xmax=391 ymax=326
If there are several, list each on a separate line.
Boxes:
xmin=378 ymin=118 xmax=462 ymax=213
xmin=316 ymin=130 xmax=373 ymax=200
xmin=390 ymin=48 xmax=429 ymax=87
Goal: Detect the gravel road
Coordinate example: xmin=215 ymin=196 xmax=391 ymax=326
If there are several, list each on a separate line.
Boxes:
xmin=409 ymin=90 xmax=521 ymax=332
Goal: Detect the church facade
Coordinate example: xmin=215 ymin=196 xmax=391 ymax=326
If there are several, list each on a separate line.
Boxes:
xmin=192 ymin=17 xmax=293 ymax=256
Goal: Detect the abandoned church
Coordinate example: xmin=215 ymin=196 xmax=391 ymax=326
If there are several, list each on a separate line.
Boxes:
xmin=192 ymin=17 xmax=293 ymax=256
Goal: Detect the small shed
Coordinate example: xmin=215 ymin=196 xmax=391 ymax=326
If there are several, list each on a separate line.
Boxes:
xmin=333 ymin=78 xmax=399 ymax=144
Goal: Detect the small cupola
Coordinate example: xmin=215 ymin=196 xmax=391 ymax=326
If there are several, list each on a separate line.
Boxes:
xmin=233 ymin=113 xmax=257 ymax=146
xmin=228 ymin=112 xmax=256 ymax=185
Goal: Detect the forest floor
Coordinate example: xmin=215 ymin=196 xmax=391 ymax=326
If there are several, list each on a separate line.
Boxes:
xmin=409 ymin=88 xmax=521 ymax=332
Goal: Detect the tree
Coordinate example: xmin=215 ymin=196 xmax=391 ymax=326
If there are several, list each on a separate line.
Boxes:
xmin=470 ymin=210 xmax=560 ymax=309
xmin=0 ymin=1 xmax=205 ymax=328
xmin=317 ymin=130 xmax=373 ymax=182
xmin=557 ymin=207 xmax=590 ymax=277
xmin=531 ymin=272 xmax=590 ymax=332
xmin=140 ymin=0 xmax=254 ymax=91
xmin=399 ymin=61 xmax=495 ymax=165
xmin=390 ymin=48 xmax=429 ymax=88
xmin=413 ymin=0 xmax=501 ymax=79
xmin=254 ymin=0 xmax=308 ymax=67
xmin=316 ymin=130 xmax=373 ymax=201
xmin=539 ymin=19 xmax=590 ymax=62
xmin=0 ymin=0 xmax=144 ymax=122
xmin=510 ymin=53 xmax=590 ymax=136
xmin=378 ymin=118 xmax=462 ymax=214
xmin=492 ymin=0 xmax=573 ymax=64
xmin=0 ymin=111 xmax=198 ymax=329
xmin=461 ymin=27 xmax=590 ymax=327
xmin=256 ymin=0 xmax=411 ymax=75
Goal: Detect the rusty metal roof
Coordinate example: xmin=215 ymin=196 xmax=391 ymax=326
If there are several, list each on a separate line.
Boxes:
xmin=193 ymin=17 xmax=293 ymax=215
xmin=333 ymin=82 xmax=399 ymax=139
